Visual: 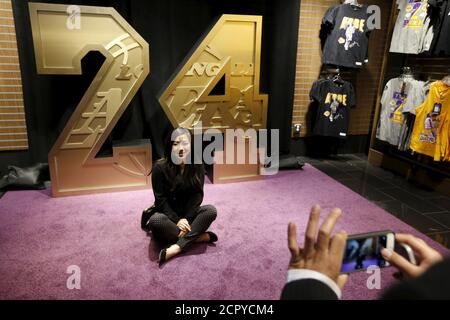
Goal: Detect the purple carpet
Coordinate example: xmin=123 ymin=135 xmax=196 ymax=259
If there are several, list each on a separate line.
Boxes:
xmin=0 ymin=165 xmax=448 ymax=300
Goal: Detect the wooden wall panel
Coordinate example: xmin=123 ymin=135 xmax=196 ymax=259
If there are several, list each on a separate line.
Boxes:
xmin=292 ymin=0 xmax=393 ymax=137
xmin=0 ymin=0 xmax=28 ymax=151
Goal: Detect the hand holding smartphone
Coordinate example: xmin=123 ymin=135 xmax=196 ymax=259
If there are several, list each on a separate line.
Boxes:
xmin=341 ymin=230 xmax=395 ymax=273
xmin=395 ymin=242 xmax=417 ymax=266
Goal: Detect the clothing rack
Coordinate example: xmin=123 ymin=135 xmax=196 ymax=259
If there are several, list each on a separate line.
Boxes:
xmin=368 ymin=0 xmax=450 ymax=195
xmin=370 ymin=53 xmax=450 ymax=185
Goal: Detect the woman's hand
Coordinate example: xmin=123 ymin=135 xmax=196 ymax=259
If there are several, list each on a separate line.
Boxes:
xmin=381 ymin=233 xmax=443 ymax=278
xmin=177 ymin=218 xmax=191 ymax=233
xmin=178 ymin=230 xmax=188 ymax=238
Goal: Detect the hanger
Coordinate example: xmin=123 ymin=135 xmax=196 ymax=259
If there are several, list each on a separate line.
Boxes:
xmin=343 ymin=0 xmax=363 ymax=8
xmin=398 ymin=67 xmax=414 ymax=95
xmin=400 ymin=66 xmax=414 ymax=80
xmin=332 ymin=68 xmax=345 ymax=85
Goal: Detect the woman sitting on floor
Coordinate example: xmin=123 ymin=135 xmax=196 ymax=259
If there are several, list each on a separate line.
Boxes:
xmin=146 ymin=127 xmax=218 ymax=265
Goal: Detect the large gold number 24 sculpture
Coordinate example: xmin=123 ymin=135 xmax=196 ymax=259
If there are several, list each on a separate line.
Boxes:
xmin=29 ymin=3 xmax=267 ymax=196
xmin=29 ymin=3 xmax=151 ymax=197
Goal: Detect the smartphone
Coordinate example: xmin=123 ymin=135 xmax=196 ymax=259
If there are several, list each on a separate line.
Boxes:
xmin=340 ymin=230 xmax=395 ymax=273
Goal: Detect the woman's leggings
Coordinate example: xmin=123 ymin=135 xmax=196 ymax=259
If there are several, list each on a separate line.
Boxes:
xmin=148 ymin=204 xmax=217 ymax=250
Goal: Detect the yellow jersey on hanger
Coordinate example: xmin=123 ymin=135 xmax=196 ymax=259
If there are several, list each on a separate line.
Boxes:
xmin=410 ymin=81 xmax=450 ymax=161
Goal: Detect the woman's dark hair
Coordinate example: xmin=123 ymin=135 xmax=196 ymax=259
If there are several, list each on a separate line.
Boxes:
xmin=159 ymin=127 xmax=203 ymax=191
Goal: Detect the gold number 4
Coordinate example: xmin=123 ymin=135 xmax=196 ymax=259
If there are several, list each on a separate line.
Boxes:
xmin=29 ymin=3 xmax=151 ymax=197
xmin=159 ymin=15 xmax=268 ymax=132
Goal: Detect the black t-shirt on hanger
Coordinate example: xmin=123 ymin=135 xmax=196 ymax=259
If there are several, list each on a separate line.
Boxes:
xmin=322 ymin=4 xmax=372 ymax=68
xmin=310 ymin=79 xmax=356 ymax=138
xmin=429 ymin=0 xmax=450 ymax=54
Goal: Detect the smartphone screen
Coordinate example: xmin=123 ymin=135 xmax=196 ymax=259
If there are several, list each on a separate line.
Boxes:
xmin=341 ymin=232 xmax=393 ymax=273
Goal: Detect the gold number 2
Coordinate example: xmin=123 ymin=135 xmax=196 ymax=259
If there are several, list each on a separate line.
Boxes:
xmin=159 ymin=15 xmax=268 ymax=132
xmin=29 ymin=3 xmax=151 ymax=197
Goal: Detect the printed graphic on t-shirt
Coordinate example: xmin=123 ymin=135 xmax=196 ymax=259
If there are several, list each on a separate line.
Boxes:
xmin=403 ymin=0 xmax=428 ymax=28
xmin=389 ymin=91 xmax=408 ymax=123
xmin=419 ymin=112 xmax=439 ymax=143
xmin=338 ymin=17 xmax=365 ymax=50
xmin=325 ymin=93 xmax=348 ymax=105
xmin=323 ymin=93 xmax=347 ymax=122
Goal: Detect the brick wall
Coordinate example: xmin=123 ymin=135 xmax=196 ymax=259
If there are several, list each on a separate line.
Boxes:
xmin=292 ymin=0 xmax=393 ymax=137
xmin=0 ymin=0 xmax=28 ymax=150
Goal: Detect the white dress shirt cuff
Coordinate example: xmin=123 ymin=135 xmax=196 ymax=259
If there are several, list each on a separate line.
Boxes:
xmin=286 ymin=269 xmax=342 ymax=299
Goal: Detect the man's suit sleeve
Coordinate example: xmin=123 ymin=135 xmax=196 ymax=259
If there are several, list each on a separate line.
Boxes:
xmin=281 ymin=269 xmax=341 ymax=300
xmin=281 ymin=279 xmax=339 ymax=300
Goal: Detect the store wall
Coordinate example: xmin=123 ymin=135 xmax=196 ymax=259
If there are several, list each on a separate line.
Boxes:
xmin=292 ymin=0 xmax=393 ymax=139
